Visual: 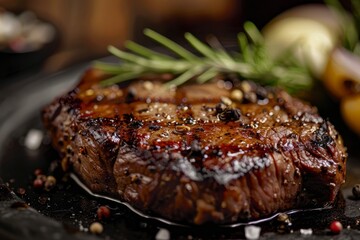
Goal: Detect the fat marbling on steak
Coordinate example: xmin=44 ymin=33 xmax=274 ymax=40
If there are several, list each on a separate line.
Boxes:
xmin=42 ymin=69 xmax=347 ymax=224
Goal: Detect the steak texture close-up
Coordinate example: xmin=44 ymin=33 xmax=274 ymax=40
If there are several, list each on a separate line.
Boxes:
xmin=42 ymin=69 xmax=347 ymax=225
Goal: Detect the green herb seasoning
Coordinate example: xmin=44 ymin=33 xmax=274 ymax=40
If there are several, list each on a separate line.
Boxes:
xmin=94 ymin=22 xmax=313 ymax=93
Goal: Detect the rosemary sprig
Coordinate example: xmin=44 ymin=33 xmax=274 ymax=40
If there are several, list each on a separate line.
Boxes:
xmin=94 ymin=22 xmax=313 ymax=93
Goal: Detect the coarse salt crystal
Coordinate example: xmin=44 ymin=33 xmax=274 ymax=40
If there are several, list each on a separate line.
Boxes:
xmin=24 ymin=129 xmax=43 ymax=150
xmin=300 ymin=228 xmax=313 ymax=235
xmin=245 ymin=225 xmax=261 ymax=240
xmin=155 ymin=228 xmax=170 ymax=240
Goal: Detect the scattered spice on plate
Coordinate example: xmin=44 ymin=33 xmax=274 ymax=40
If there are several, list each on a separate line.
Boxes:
xmin=24 ymin=129 xmax=44 ymax=150
xmin=32 ymin=169 xmax=57 ymax=192
xmin=276 ymin=213 xmax=292 ymax=233
xmin=277 ymin=213 xmax=289 ymax=222
xmin=329 ymin=220 xmax=343 ymax=234
xmin=300 ymin=228 xmax=313 ymax=235
xmin=33 ymin=178 xmax=43 ymax=189
xmin=44 ymin=175 xmax=56 ymax=191
xmin=245 ymin=225 xmax=261 ymax=240
xmin=155 ymin=228 xmax=170 ymax=240
xmin=89 ymin=222 xmax=103 ymax=234
xmin=36 ymin=174 xmax=46 ymax=182
xmin=97 ymin=205 xmax=111 ymax=220
xmin=352 ymin=184 xmax=360 ymax=199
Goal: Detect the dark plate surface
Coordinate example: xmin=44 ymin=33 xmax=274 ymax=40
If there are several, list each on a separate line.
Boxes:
xmin=1 ymin=64 xmax=360 ymax=239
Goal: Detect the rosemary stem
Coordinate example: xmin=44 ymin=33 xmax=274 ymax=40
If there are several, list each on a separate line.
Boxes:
xmin=144 ymin=28 xmax=198 ymax=61
xmin=95 ymin=26 xmax=313 ymax=93
xmin=164 ymin=66 xmax=204 ymax=87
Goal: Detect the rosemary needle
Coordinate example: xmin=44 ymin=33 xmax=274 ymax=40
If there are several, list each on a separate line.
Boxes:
xmin=94 ymin=23 xmax=313 ymax=93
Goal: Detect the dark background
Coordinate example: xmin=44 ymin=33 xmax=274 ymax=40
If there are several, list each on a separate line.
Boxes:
xmin=0 ymin=0 xmax=337 ymax=79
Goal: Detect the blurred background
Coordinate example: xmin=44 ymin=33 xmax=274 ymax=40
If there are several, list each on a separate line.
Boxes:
xmin=0 ymin=0 xmax=331 ymax=79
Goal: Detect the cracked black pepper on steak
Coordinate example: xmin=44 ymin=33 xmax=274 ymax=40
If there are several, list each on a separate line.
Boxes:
xmin=42 ymin=69 xmax=347 ymax=224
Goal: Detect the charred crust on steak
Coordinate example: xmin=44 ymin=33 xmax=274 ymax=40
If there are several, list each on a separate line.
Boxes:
xmin=42 ymin=68 xmax=347 ymax=225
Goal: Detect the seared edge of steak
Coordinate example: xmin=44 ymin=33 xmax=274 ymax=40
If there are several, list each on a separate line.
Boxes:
xmin=42 ymin=69 xmax=347 ymax=224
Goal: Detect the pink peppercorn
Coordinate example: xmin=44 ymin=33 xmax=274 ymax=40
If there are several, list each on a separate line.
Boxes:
xmin=97 ymin=206 xmax=111 ymax=220
xmin=33 ymin=178 xmax=43 ymax=189
xmin=329 ymin=221 xmax=343 ymax=234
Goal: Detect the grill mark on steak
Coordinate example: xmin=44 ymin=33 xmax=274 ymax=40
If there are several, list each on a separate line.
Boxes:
xmin=42 ymin=69 xmax=347 ymax=224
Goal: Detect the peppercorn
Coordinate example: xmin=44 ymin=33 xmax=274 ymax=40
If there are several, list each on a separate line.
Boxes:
xmin=143 ymin=81 xmax=154 ymax=91
xmin=44 ymin=175 xmax=57 ymax=191
xmin=215 ymin=103 xmax=227 ymax=114
xmin=90 ymin=222 xmax=103 ymax=234
xmin=218 ymin=108 xmax=241 ymax=122
xmin=36 ymin=173 xmax=46 ymax=180
xmin=276 ymin=213 xmax=292 ymax=234
xmin=352 ymin=184 xmax=360 ymax=199
xmin=97 ymin=206 xmax=111 ymax=220
xmin=125 ymin=88 xmax=137 ymax=103
xmin=33 ymin=178 xmax=43 ymax=189
xmin=329 ymin=220 xmax=343 ymax=234
xmin=241 ymin=81 xmax=252 ymax=93
xmin=149 ymin=124 xmax=161 ymax=131
xmin=230 ymin=89 xmax=243 ymax=102
xmin=220 ymin=96 xmax=232 ymax=106
xmin=277 ymin=213 xmax=289 ymax=222
xmin=244 ymin=92 xmax=257 ymax=103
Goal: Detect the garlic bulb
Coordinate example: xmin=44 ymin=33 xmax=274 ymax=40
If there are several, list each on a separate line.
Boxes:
xmin=262 ymin=4 xmax=342 ymax=78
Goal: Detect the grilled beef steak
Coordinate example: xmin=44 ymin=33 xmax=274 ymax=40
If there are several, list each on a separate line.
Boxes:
xmin=42 ymin=69 xmax=347 ymax=224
